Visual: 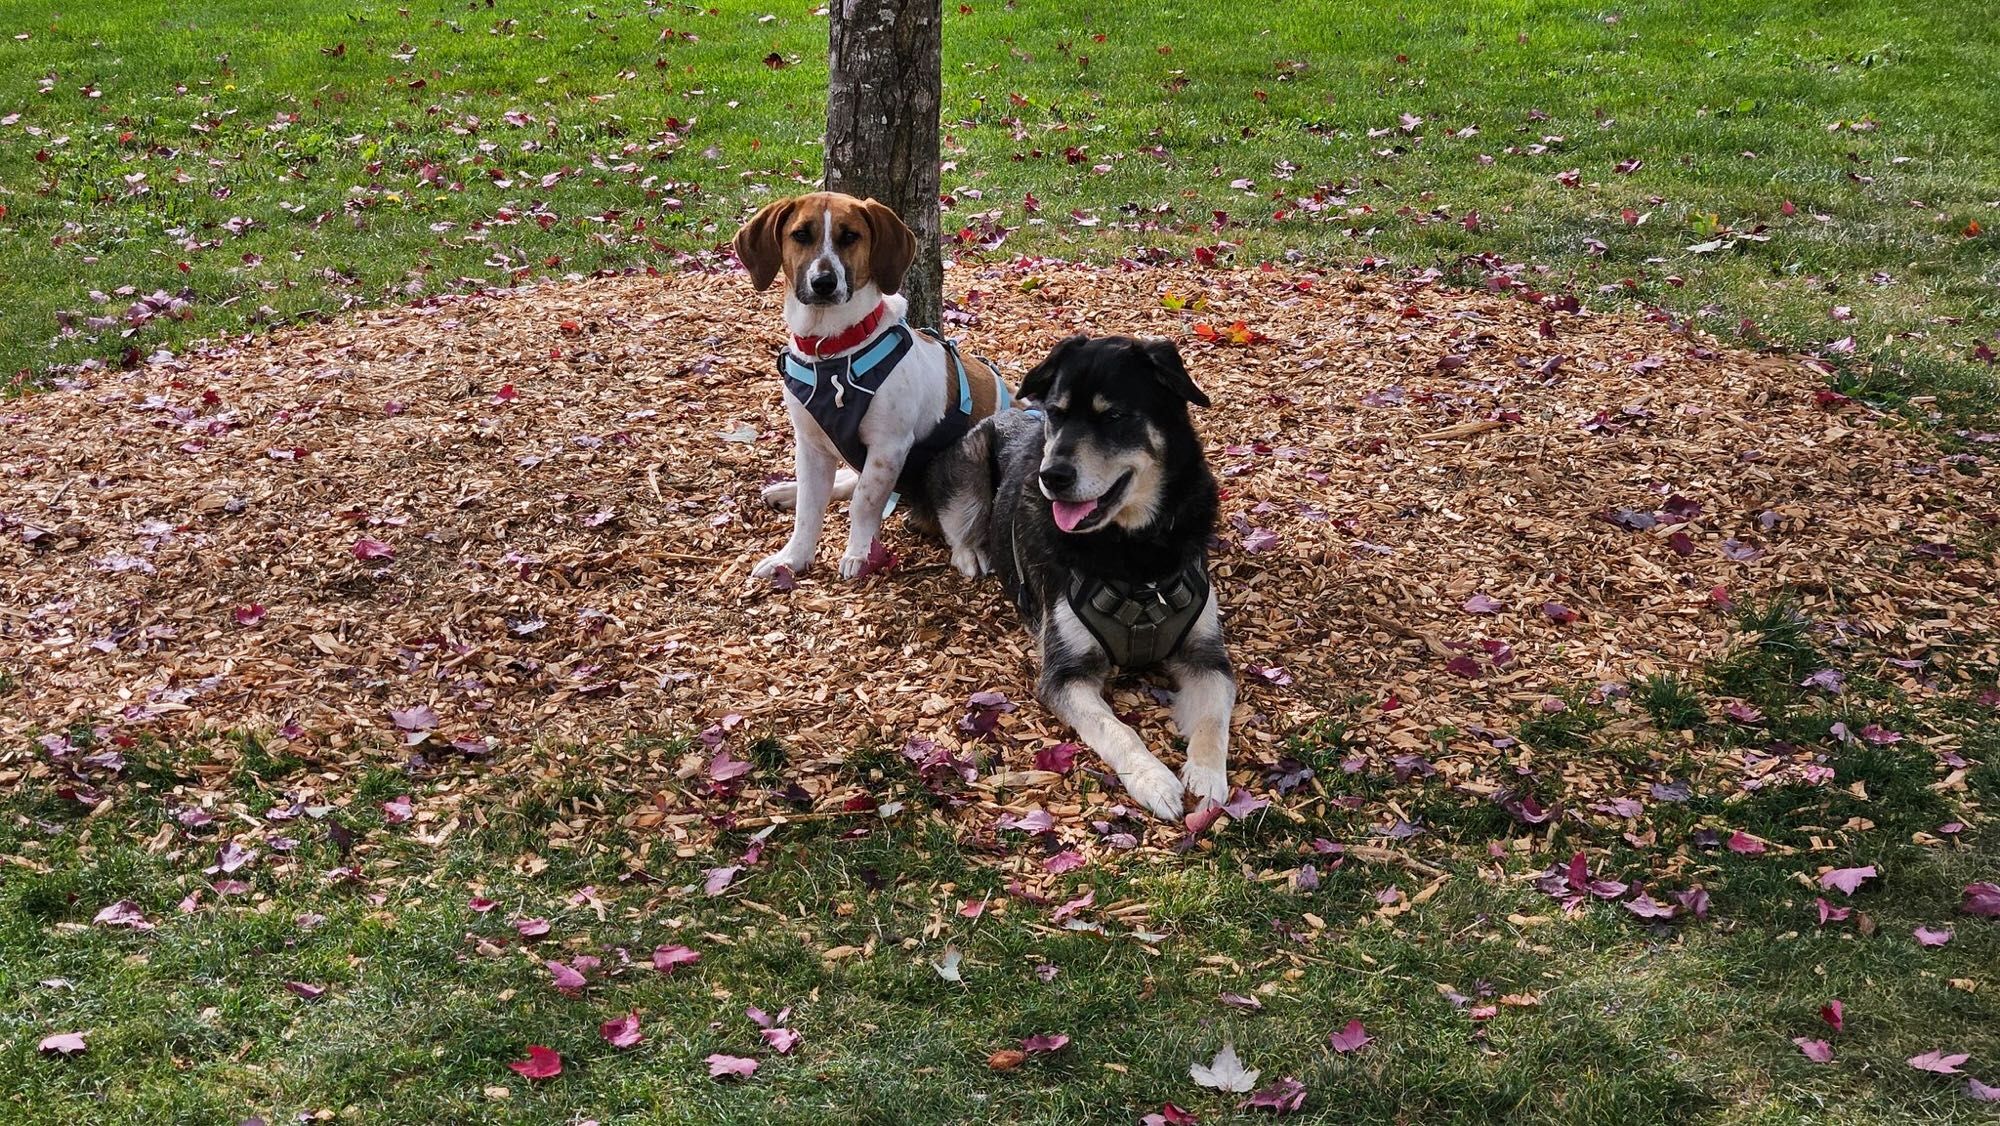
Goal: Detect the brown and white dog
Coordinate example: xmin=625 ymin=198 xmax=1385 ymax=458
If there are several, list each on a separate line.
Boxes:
xmin=733 ymin=191 xmax=1005 ymax=580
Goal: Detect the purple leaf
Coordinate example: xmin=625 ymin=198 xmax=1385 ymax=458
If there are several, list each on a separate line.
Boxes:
xmin=1242 ymin=1076 xmax=1307 ymax=1114
xmin=1726 ymin=831 xmax=1766 ymax=855
xmin=1624 ymin=893 xmax=1676 ymax=919
xmin=703 ymin=866 xmax=743 ymax=896
xmin=707 ymin=749 xmax=753 ymax=782
xmin=1021 ymin=1033 xmax=1070 ymax=1054
xmin=1815 ymin=898 xmax=1853 ymax=925
xmin=381 ymin=795 xmax=413 ymax=824
xmin=1800 ymin=669 xmax=1846 ymax=694
xmin=653 ymin=944 xmax=700 ymax=973
xmin=1240 ymin=527 xmax=1281 ymax=553
xmin=1462 ymin=593 xmax=1507 ymax=615
xmin=1327 ymin=1020 xmax=1372 ymax=1053
xmin=1444 ymin=655 xmax=1484 ymax=678
xmin=1968 ymin=1077 xmax=2000 ymax=1102
xmin=1220 ymin=992 xmax=1264 ymax=1011
xmin=762 ymin=1027 xmax=802 ymax=1054
xmin=1819 ymin=866 xmax=1877 ymax=896
xmin=1043 ymin=850 xmax=1085 ymax=874
xmin=1222 ymin=789 xmax=1270 ymax=820
xmin=1909 ymin=1050 xmax=1970 ymax=1075
xmin=513 ymin=917 xmax=550 ymax=938
xmin=1914 ymin=926 xmax=1954 ymax=948
xmin=92 ymin=900 xmax=154 ymax=931
xmin=388 ymin=704 xmax=436 ymax=733
xmin=1794 ymin=1037 xmax=1834 ymax=1064
xmin=1963 ymin=882 xmax=2000 ymax=917
xmin=1820 ymin=999 xmax=1844 ymax=1033
xmin=284 ymin=981 xmax=326 ymax=1001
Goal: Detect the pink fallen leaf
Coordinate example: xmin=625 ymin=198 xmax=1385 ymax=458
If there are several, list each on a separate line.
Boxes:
xmin=92 ymin=900 xmax=154 ymax=931
xmin=1820 ymin=999 xmax=1844 ymax=1033
xmin=1967 ymin=1077 xmax=2000 ymax=1102
xmin=1043 ymin=850 xmax=1085 ymax=874
xmin=1461 ymin=593 xmax=1507 ymax=615
xmin=600 ymin=1012 xmax=642 ymax=1048
xmin=508 ymin=1044 xmax=562 ymax=1080
xmin=1794 ymin=1037 xmax=1833 ymax=1063
xmin=1726 ymin=831 xmax=1766 ymax=855
xmin=958 ymin=898 xmax=986 ymax=919
xmin=350 ymin=537 xmax=395 ymax=562
xmin=381 ymin=795 xmax=412 ymax=824
xmin=513 ymin=917 xmax=550 ymax=938
xmin=1819 ymin=866 xmax=1877 ymax=896
xmin=1963 ymin=882 xmax=2000 ymax=916
xmin=1909 ymin=1050 xmax=1970 ymax=1075
xmin=285 ymin=981 xmax=326 ymax=1001
xmin=1914 ymin=926 xmax=1954 ymax=948
xmin=545 ymin=959 xmax=587 ymax=994
xmin=1327 ymin=1020 xmax=1372 ymax=1053
xmin=468 ymin=897 xmax=498 ymax=913
xmin=707 ymin=749 xmax=753 ymax=782
xmin=762 ymin=1027 xmax=802 ymax=1054
xmin=1219 ymin=992 xmax=1263 ymax=1011
xmin=1143 ymin=1104 xmax=1200 ymax=1126
xmin=706 ymin=1053 xmax=758 ymax=1079
xmin=1815 ymin=898 xmax=1853 ymax=925
xmin=38 ymin=1032 xmax=87 ymax=1056
xmin=704 ymin=865 xmax=743 ymax=895
xmin=1022 ymin=1033 xmax=1070 ymax=1054
xmin=653 ymin=944 xmax=700 ymax=973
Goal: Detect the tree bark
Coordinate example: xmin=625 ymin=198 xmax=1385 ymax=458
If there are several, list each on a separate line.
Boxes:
xmin=826 ymin=0 xmax=942 ymax=330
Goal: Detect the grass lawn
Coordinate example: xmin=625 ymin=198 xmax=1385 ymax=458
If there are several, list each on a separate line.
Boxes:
xmin=1 ymin=0 xmax=1996 ymax=419
xmin=4 ymin=602 xmax=1998 ymax=1123
xmin=4 ymin=1 xmax=2000 ymax=1122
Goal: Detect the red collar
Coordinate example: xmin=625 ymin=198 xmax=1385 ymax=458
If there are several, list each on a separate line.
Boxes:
xmin=792 ymin=301 xmax=887 ymax=358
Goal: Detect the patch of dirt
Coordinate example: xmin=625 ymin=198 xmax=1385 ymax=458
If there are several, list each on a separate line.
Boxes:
xmin=3 ymin=263 xmax=1995 ymax=834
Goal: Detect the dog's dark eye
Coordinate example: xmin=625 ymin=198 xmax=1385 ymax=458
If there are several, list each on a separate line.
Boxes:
xmin=1099 ymin=408 xmax=1125 ymax=423
xmin=836 ymin=230 xmax=860 ymax=247
xmin=789 ymin=228 xmax=813 ymax=244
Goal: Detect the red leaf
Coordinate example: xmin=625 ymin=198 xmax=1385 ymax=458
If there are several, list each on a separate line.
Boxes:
xmin=507 ymin=1044 xmax=562 ymax=1080
xmin=1033 ymin=742 xmax=1080 ymax=773
xmin=1820 ymin=999 xmax=1844 ymax=1033
xmin=350 ymin=537 xmax=395 ymax=562
xmin=1726 ymin=831 xmax=1766 ymax=855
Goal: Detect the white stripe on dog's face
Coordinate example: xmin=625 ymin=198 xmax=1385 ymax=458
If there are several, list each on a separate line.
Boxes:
xmin=800 ymin=205 xmax=849 ymax=305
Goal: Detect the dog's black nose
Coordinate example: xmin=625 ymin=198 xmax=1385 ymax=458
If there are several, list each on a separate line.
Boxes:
xmin=808 ymin=272 xmax=838 ymax=296
xmin=1039 ymin=463 xmax=1077 ymax=493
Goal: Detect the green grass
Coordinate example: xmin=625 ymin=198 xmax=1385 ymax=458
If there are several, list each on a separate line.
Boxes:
xmin=5 ymin=598 xmax=1998 ymax=1123
xmin=1 ymin=0 xmax=1996 ymax=422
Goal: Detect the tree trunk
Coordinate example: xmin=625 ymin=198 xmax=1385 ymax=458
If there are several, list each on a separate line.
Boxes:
xmin=826 ymin=0 xmax=942 ymax=330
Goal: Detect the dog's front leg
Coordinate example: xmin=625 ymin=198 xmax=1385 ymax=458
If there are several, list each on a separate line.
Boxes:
xmin=1042 ymin=674 xmax=1186 ymax=820
xmin=1167 ymin=596 xmax=1234 ymax=807
xmin=753 ymin=424 xmax=837 ymax=579
xmin=837 ymin=437 xmax=911 ymax=579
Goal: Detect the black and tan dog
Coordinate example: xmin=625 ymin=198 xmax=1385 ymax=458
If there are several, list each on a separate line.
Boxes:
xmin=931 ymin=335 xmax=1234 ymax=819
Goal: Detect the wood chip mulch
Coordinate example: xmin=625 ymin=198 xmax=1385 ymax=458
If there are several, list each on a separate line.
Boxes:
xmin=3 ymin=261 xmax=1996 ymax=852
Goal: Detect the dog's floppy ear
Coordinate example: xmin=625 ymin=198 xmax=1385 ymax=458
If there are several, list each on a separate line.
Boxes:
xmin=1138 ymin=337 xmax=1209 ymax=408
xmin=731 ymin=197 xmax=796 ymax=291
xmin=1018 ymin=334 xmax=1087 ymax=403
xmin=860 ymin=198 xmax=917 ymax=295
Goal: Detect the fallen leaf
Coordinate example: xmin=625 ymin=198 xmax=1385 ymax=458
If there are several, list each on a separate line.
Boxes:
xmin=988 ymin=1049 xmax=1026 ymax=1071
xmin=653 ymin=944 xmax=700 ymax=973
xmin=1914 ymin=926 xmax=1954 ymax=948
xmin=507 ymin=1045 xmax=562 ymax=1080
xmin=1819 ymin=866 xmax=1877 ymax=896
xmin=600 ymin=1012 xmax=642 ymax=1048
xmin=1820 ymin=999 xmax=1844 ymax=1033
xmin=1242 ymin=1076 xmax=1307 ymax=1113
xmin=1794 ymin=1037 xmax=1833 ymax=1063
xmin=38 ymin=1032 xmax=87 ymax=1057
xmin=706 ymin=1053 xmax=758 ymax=1079
xmin=1021 ymin=1033 xmax=1070 ymax=1054
xmin=1327 ymin=1020 xmax=1372 ymax=1053
xmin=1909 ymin=1050 xmax=1970 ymax=1075
xmin=1190 ymin=1042 xmax=1260 ymax=1092
xmin=1963 ymin=882 xmax=2000 ymax=916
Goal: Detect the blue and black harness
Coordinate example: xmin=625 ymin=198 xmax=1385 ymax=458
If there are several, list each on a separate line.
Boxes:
xmin=777 ymin=323 xmax=1012 ymax=496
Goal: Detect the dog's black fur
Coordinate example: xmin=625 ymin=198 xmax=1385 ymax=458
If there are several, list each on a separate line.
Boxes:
xmin=927 ymin=334 xmax=1235 ymax=818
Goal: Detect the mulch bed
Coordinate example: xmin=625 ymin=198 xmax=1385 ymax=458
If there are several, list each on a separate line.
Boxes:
xmin=3 ymin=261 xmax=1995 ymax=856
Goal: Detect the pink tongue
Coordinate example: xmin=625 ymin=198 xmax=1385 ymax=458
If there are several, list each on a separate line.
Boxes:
xmin=1051 ymin=497 xmax=1099 ymax=532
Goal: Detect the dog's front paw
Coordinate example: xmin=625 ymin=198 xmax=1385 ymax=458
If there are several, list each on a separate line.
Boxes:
xmin=753 ymin=548 xmax=811 ymax=579
xmin=1120 ymin=759 xmax=1186 ymax=821
xmin=758 ymin=480 xmax=800 ymax=512
xmin=837 ymin=548 xmax=871 ymax=580
xmin=950 ymin=545 xmax=992 ymax=579
xmin=1180 ymin=759 xmax=1229 ymax=809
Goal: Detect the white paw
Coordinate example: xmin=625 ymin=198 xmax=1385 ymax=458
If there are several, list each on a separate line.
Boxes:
xmin=759 ymin=481 xmax=799 ymax=512
xmin=1180 ymin=759 xmax=1229 ymax=809
xmin=1120 ymin=758 xmax=1186 ymax=821
xmin=753 ymin=548 xmax=810 ymax=579
xmin=950 ymin=545 xmax=991 ymax=579
xmin=838 ymin=549 xmax=870 ymax=580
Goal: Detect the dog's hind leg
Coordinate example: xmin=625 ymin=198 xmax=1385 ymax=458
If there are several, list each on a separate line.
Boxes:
xmin=762 ymin=467 xmax=857 ymax=511
xmin=1039 ymin=604 xmax=1185 ymax=820
xmin=1166 ymin=594 xmax=1234 ymax=809
xmin=928 ymin=420 xmax=995 ymax=578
